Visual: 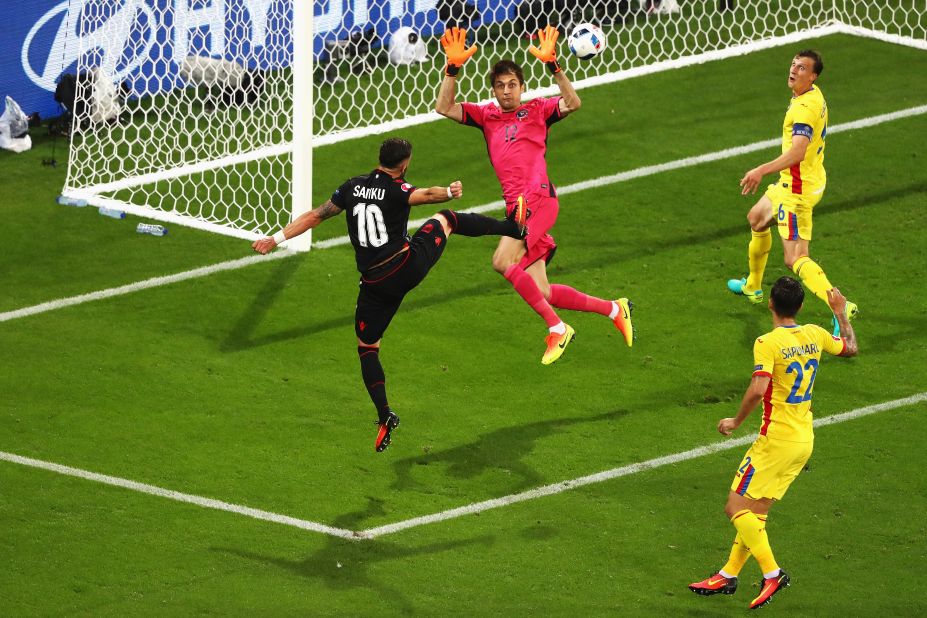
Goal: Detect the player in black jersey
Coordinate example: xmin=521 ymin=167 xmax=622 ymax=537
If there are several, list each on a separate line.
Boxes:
xmin=253 ymin=137 xmax=525 ymax=452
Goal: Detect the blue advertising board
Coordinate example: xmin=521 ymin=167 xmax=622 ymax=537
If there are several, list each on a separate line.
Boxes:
xmin=2 ymin=0 xmax=518 ymax=122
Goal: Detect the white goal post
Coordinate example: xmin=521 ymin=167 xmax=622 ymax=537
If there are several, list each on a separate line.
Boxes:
xmin=60 ymin=1 xmax=925 ymax=246
xmin=61 ymin=0 xmax=313 ymax=249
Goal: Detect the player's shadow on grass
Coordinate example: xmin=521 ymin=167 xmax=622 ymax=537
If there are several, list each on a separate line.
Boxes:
xmin=857 ymin=313 xmax=927 ymax=355
xmin=220 ymin=255 xmax=303 ymax=353
xmin=223 ymin=180 xmax=927 ymax=351
xmin=737 ymin=308 xmax=767 ymax=349
xmin=213 ymin=496 xmax=493 ymax=612
xmin=566 ymin=180 xmax=927 ymax=260
xmin=390 ymin=409 xmax=630 ymax=493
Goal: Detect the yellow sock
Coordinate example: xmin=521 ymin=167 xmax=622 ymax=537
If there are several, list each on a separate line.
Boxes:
xmin=721 ymin=532 xmax=751 ymax=577
xmin=746 ymin=230 xmax=771 ymax=291
xmin=792 ymin=256 xmax=833 ymax=303
xmin=731 ymin=509 xmax=778 ymax=575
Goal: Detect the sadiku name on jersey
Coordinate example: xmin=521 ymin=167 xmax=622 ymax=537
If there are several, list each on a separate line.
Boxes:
xmin=353 ymin=186 xmax=386 ymax=201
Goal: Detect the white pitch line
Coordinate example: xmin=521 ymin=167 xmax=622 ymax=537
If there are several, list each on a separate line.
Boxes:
xmin=4 ymin=104 xmax=926 ymax=323
xmin=0 ymin=250 xmax=292 ymax=323
xmin=313 ymin=103 xmax=927 ymax=250
xmin=2 ymin=393 xmax=924 ymax=540
xmin=0 ymin=450 xmax=358 ymax=540
xmin=358 ymin=392 xmax=927 ymax=538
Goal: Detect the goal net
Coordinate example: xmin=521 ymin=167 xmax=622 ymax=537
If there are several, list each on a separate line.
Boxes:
xmin=60 ymin=0 xmax=925 ymax=245
xmin=61 ymin=0 xmax=311 ymax=248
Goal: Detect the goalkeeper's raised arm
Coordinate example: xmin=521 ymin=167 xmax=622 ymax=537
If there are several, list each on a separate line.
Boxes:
xmin=427 ymin=26 xmax=630 ymax=367
xmin=434 ymin=27 xmax=477 ymax=122
xmin=529 ymin=25 xmax=581 ymax=116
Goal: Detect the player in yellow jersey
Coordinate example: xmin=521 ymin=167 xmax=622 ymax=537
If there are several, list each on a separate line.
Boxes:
xmin=690 ymin=276 xmax=858 ymax=610
xmin=728 ymin=50 xmax=858 ymax=334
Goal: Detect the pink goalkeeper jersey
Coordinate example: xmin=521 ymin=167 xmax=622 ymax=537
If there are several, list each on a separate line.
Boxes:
xmin=459 ymin=97 xmax=565 ymax=205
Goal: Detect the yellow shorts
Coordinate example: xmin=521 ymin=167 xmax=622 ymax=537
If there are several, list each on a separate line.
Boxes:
xmin=730 ymin=435 xmax=813 ymax=501
xmin=764 ymin=182 xmax=824 ymax=241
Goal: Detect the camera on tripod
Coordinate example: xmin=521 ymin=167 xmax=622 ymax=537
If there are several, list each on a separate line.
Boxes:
xmin=323 ymin=29 xmax=380 ymax=84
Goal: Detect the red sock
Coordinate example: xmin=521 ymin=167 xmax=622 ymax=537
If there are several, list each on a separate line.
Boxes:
xmin=504 ymin=265 xmax=561 ymax=328
xmin=548 ymin=284 xmax=612 ymax=316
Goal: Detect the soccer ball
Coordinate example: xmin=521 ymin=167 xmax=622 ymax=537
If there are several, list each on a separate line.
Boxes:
xmin=568 ymin=23 xmax=606 ymax=60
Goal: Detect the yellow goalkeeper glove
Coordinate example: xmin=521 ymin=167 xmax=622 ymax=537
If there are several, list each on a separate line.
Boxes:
xmin=528 ymin=25 xmax=561 ymax=74
xmin=440 ymin=27 xmax=478 ymax=77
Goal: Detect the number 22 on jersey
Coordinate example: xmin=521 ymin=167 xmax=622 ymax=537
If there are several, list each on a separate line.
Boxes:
xmin=353 ymin=202 xmax=388 ymax=247
xmin=785 ymin=358 xmax=818 ymax=403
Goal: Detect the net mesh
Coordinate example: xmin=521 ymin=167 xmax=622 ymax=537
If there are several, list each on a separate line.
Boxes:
xmin=63 ymin=0 xmax=294 ymax=237
xmin=312 ymin=0 xmax=838 ymax=137
xmin=61 ymin=0 xmax=926 ymax=239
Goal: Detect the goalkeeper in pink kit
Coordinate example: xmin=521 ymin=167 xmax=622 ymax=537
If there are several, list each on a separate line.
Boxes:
xmin=435 ymin=26 xmax=634 ymax=365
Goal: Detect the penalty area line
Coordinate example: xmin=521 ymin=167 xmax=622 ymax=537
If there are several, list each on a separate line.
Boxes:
xmin=316 ymin=103 xmax=927 ymax=250
xmin=3 ymin=103 xmax=926 ymax=324
xmin=357 ymin=391 xmax=927 ymax=539
xmin=0 ymin=450 xmax=359 ymax=540
xmin=1 ymin=393 xmax=923 ymax=540
xmin=0 ymin=251 xmax=292 ymax=324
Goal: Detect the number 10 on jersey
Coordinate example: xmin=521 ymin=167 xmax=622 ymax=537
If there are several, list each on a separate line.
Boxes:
xmin=353 ymin=203 xmax=388 ymax=247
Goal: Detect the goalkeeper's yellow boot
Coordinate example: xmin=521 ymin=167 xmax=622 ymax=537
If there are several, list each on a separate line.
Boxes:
xmin=612 ymin=298 xmax=634 ymax=347
xmin=541 ymin=324 xmax=575 ymax=365
xmin=727 ymin=278 xmax=764 ymax=305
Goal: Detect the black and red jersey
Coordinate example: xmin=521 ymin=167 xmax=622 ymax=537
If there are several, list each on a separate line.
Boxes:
xmin=331 ymin=169 xmax=418 ymax=273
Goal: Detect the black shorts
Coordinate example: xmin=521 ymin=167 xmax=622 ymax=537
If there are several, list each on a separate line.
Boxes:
xmin=355 ymin=219 xmax=447 ymax=344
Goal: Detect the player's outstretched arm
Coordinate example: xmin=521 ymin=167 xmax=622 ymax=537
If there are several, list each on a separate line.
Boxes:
xmin=740 ymin=135 xmax=810 ymax=195
xmin=409 ymin=180 xmax=462 ymax=206
xmin=718 ymin=375 xmax=770 ymax=435
xmin=251 ymin=200 xmax=343 ymax=254
xmin=435 ymin=73 xmax=463 ymax=122
xmin=827 ymin=287 xmax=859 ymax=357
xmin=552 ymin=67 xmax=581 ymax=116
xmin=528 ymin=26 xmax=581 ymax=115
xmin=435 ymin=27 xmax=476 ymax=122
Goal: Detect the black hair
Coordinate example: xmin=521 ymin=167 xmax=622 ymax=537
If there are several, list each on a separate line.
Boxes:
xmin=379 ymin=137 xmax=412 ymax=168
xmin=488 ymin=59 xmax=525 ymax=88
xmin=796 ymin=49 xmax=824 ymax=76
xmin=770 ymin=276 xmax=805 ymax=318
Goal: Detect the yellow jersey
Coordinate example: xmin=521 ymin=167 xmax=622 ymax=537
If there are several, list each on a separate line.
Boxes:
xmin=779 ymin=85 xmax=827 ymax=197
xmin=752 ymin=324 xmax=845 ymax=442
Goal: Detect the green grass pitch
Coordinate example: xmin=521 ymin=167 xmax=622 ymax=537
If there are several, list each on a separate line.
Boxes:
xmin=1 ymin=34 xmax=926 ymax=615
